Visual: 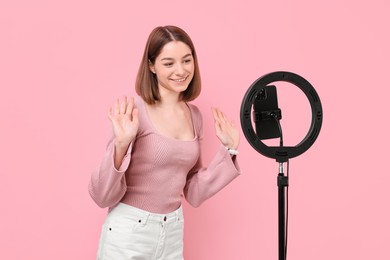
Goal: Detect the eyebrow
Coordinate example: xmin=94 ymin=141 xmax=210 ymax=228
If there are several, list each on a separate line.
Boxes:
xmin=160 ymin=53 xmax=192 ymax=61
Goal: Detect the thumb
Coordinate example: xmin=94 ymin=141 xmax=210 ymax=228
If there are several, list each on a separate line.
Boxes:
xmin=108 ymin=107 xmax=113 ymax=121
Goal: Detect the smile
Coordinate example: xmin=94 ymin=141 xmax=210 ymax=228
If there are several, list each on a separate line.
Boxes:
xmin=170 ymin=76 xmax=189 ymax=82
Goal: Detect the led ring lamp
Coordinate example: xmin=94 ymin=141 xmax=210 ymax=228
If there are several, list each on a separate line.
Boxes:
xmin=240 ymin=71 xmax=323 ymax=260
xmin=240 ymin=71 xmax=323 ymax=162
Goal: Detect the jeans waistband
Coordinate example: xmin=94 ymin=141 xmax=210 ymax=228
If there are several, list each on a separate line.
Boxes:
xmin=109 ymin=203 xmax=183 ymax=224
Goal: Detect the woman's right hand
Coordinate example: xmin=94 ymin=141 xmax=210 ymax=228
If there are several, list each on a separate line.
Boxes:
xmin=108 ymin=96 xmax=139 ymax=148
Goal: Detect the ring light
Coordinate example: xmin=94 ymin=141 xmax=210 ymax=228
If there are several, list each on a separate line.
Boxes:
xmin=240 ymin=71 xmax=323 ymax=162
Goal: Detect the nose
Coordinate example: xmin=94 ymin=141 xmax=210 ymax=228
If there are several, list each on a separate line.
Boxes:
xmin=175 ymin=63 xmax=185 ymax=75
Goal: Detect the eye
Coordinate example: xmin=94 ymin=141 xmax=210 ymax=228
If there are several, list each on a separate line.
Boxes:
xmin=163 ymin=63 xmax=173 ymax=67
xmin=183 ymin=59 xmax=192 ymax=64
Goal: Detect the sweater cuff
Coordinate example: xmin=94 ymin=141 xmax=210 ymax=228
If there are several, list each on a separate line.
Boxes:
xmin=219 ymin=144 xmax=241 ymax=174
xmin=112 ymin=142 xmax=133 ymax=173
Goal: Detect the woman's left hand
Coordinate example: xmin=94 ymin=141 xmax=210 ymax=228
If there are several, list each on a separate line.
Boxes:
xmin=212 ymin=108 xmax=240 ymax=150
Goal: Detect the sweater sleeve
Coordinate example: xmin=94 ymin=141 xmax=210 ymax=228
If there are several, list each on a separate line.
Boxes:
xmin=88 ymin=136 xmax=132 ymax=208
xmin=183 ymin=108 xmax=241 ymax=207
xmin=183 ymin=145 xmax=241 ymax=207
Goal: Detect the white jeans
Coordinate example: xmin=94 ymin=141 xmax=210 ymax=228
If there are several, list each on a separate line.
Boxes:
xmin=97 ymin=203 xmax=184 ymax=260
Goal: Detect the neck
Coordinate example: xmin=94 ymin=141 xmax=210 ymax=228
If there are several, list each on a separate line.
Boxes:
xmin=155 ymin=89 xmax=183 ymax=109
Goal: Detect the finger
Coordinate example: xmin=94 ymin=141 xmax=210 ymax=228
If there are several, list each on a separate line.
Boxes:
xmin=213 ymin=108 xmax=232 ymax=134
xmin=216 ymin=109 xmax=230 ymax=132
xmin=218 ymin=110 xmax=229 ymax=124
xmin=126 ymin=97 xmax=134 ymax=116
xmin=218 ymin=109 xmax=234 ymax=127
xmin=214 ymin=108 xmax=226 ymax=122
xmin=212 ymin=107 xmax=222 ymax=123
xmin=131 ymin=107 xmax=139 ymax=122
xmin=119 ymin=96 xmax=127 ymax=114
xmin=108 ymin=107 xmax=113 ymax=120
xmin=212 ymin=107 xmax=222 ymax=131
xmin=214 ymin=119 xmax=222 ymax=134
xmin=218 ymin=112 xmax=226 ymax=126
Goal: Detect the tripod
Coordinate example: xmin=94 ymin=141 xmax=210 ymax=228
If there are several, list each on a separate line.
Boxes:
xmin=277 ymin=161 xmax=288 ymax=260
xmin=240 ymin=71 xmax=323 ymax=260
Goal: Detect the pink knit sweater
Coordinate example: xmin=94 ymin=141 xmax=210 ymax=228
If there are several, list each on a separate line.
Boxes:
xmin=89 ymin=96 xmax=241 ymax=214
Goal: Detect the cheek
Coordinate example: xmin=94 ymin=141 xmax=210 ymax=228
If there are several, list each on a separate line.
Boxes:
xmin=188 ymin=72 xmax=195 ymax=83
xmin=156 ymin=69 xmax=170 ymax=79
xmin=187 ymin=64 xmax=195 ymax=73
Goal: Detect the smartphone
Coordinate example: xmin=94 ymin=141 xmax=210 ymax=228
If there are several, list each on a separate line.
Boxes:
xmin=253 ymin=85 xmax=282 ymax=140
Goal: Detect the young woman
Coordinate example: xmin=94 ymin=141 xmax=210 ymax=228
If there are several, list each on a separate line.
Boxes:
xmin=89 ymin=25 xmax=241 ymax=260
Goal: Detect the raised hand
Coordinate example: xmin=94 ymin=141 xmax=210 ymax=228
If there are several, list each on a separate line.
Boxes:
xmin=108 ymin=96 xmax=139 ymax=148
xmin=212 ymin=107 xmax=240 ymax=150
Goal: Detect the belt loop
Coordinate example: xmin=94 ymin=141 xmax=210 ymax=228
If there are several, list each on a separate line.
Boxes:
xmin=139 ymin=213 xmax=150 ymax=226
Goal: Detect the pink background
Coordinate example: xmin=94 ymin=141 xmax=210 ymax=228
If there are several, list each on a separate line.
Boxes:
xmin=1 ymin=0 xmax=389 ymax=259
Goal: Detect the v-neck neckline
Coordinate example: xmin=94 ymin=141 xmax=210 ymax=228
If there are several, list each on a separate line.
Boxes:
xmin=139 ymin=97 xmax=197 ymax=142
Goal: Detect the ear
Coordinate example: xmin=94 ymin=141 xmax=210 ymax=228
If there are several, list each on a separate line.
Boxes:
xmin=148 ymin=60 xmax=156 ymax=74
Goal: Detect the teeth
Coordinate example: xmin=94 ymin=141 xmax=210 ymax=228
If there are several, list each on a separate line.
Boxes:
xmin=172 ymin=76 xmax=187 ymax=82
xmin=173 ymin=78 xmax=185 ymax=82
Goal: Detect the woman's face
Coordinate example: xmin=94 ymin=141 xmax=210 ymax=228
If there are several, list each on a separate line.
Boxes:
xmin=150 ymin=41 xmax=195 ymax=98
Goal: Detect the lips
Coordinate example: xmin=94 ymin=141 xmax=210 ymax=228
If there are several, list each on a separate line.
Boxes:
xmin=170 ymin=75 xmax=189 ymax=82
